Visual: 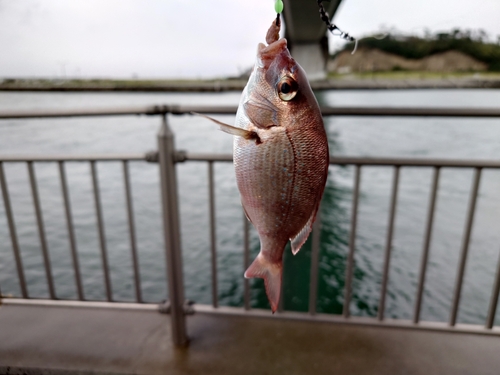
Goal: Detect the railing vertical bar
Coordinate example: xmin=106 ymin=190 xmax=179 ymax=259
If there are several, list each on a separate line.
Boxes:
xmin=123 ymin=161 xmax=142 ymax=303
xmin=450 ymin=167 xmax=482 ymax=326
xmin=58 ymin=161 xmax=84 ymax=300
xmin=378 ymin=166 xmax=400 ymax=321
xmin=90 ymin=161 xmax=112 ymax=302
xmin=208 ymin=161 xmax=218 ymax=308
xmin=243 ymin=211 xmax=251 ymax=310
xmin=0 ymin=162 xmax=28 ymax=298
xmin=27 ymin=162 xmax=56 ymax=299
xmin=486 ymin=250 xmax=500 ymax=329
xmin=278 ymin=268 xmax=285 ymax=313
xmin=158 ymin=114 xmax=188 ymax=347
xmin=343 ymin=165 xmax=362 ymax=318
xmin=308 ymin=211 xmax=322 ymax=315
xmin=414 ymin=167 xmax=440 ymax=323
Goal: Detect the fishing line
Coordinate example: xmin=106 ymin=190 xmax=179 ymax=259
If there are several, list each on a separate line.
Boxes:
xmin=317 ymin=0 xmax=358 ymax=54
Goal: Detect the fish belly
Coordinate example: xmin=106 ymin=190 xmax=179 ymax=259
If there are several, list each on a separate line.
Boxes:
xmin=234 ymin=125 xmax=328 ymax=261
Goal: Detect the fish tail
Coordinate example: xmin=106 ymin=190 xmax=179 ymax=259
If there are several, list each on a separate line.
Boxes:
xmin=244 ymin=254 xmax=282 ymax=313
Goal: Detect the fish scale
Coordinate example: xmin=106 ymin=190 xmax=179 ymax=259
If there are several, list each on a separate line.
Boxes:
xmin=235 ymin=128 xmax=295 ymax=235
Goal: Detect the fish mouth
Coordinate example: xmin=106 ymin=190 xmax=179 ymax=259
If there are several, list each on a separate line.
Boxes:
xmin=256 ymin=39 xmax=288 ymax=68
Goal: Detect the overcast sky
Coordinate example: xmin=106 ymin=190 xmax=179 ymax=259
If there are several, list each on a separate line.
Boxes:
xmin=1 ymin=0 xmax=499 ymax=79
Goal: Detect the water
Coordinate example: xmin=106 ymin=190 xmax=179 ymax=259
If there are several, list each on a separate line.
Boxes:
xmin=1 ymin=90 xmax=500 ymax=326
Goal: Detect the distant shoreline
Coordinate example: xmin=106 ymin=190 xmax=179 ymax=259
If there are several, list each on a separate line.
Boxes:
xmin=1 ymin=73 xmax=500 ymax=92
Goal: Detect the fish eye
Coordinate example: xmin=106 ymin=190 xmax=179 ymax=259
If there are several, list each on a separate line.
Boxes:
xmin=277 ymin=77 xmax=298 ymax=101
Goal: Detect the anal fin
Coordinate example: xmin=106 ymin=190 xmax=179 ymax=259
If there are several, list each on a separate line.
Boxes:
xmin=290 ymin=208 xmax=319 ymax=255
xmin=241 ymin=202 xmax=253 ymax=225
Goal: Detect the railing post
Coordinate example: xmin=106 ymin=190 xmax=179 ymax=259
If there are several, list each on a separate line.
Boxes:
xmin=0 ymin=162 xmax=28 ymax=298
xmin=158 ymin=113 xmax=188 ymax=347
xmin=343 ymin=165 xmax=361 ymax=318
xmin=378 ymin=166 xmax=400 ymax=321
xmin=450 ymin=167 xmax=482 ymax=326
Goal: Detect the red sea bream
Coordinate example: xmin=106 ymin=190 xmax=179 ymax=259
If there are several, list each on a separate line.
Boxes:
xmin=200 ymin=18 xmax=329 ymax=312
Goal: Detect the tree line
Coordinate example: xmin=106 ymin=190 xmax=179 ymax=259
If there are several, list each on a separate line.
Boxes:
xmin=337 ymin=29 xmax=500 ymax=71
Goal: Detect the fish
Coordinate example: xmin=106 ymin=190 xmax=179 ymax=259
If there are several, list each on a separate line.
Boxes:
xmin=196 ymin=17 xmax=329 ymax=312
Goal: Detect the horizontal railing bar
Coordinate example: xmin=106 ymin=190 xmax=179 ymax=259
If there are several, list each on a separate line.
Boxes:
xmin=328 ymin=157 xmax=500 ymax=168
xmin=194 ymin=304 xmax=500 ymax=337
xmin=0 ymin=106 xmax=159 ymax=119
xmin=3 ymin=153 xmax=500 ymax=169
xmin=0 ymin=105 xmax=237 ymax=119
xmin=0 ymin=154 xmax=149 ymax=162
xmin=1 ymin=298 xmax=158 ymax=311
xmin=183 ymin=153 xmax=500 ymax=168
xmin=320 ymin=107 xmax=500 ymax=118
xmin=1 ymin=105 xmax=500 ymax=119
xmin=183 ymin=153 xmax=233 ymax=162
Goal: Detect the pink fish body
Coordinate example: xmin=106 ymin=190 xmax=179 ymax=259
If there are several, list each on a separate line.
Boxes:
xmin=232 ymin=20 xmax=329 ymax=312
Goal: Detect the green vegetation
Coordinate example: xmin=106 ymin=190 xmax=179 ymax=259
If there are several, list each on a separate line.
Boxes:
xmin=337 ymin=29 xmax=500 ymax=71
xmin=326 ymin=71 xmax=500 ymax=80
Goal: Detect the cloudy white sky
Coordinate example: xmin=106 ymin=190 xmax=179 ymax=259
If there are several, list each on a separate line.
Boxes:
xmin=1 ymin=0 xmax=499 ymax=79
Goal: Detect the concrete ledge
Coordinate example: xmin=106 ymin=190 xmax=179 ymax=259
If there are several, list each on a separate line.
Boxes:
xmin=0 ymin=366 xmax=122 ymax=375
xmin=1 ymin=304 xmax=500 ymax=374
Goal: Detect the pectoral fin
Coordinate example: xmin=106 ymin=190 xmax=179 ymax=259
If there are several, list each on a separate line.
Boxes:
xmin=243 ymin=100 xmax=278 ymax=129
xmin=191 ymin=112 xmax=261 ymax=142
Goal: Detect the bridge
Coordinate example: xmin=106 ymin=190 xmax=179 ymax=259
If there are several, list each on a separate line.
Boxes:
xmin=283 ymin=0 xmax=344 ymax=79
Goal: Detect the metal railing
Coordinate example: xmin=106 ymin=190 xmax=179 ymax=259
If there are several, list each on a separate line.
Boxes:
xmin=0 ymin=155 xmax=148 ymax=300
xmin=1 ymin=105 xmax=500 ymax=347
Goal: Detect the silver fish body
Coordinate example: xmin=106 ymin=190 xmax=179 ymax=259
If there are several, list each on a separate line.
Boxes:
xmin=233 ymin=23 xmax=329 ymax=312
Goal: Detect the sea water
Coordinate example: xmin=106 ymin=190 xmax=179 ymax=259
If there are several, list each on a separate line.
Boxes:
xmin=0 ymin=89 xmax=499 ymax=325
